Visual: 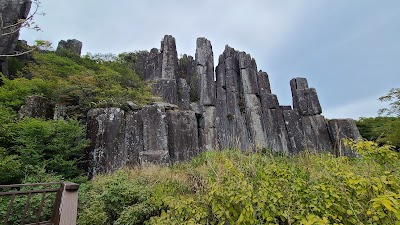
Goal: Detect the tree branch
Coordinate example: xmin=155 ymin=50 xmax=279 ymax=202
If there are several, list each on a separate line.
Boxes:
xmin=0 ymin=46 xmax=37 ymax=57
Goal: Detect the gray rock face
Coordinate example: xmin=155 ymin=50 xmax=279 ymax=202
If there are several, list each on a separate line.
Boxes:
xmin=56 ymin=39 xmax=83 ymax=55
xmin=258 ymin=71 xmax=272 ymax=94
xmin=141 ymin=104 xmax=169 ymax=164
xmin=328 ymin=119 xmax=362 ymax=156
xmin=293 ymin=88 xmax=322 ymax=116
xmin=18 ymin=95 xmax=53 ymax=119
xmin=86 ymin=35 xmax=363 ymax=176
xmin=87 ymin=108 xmax=127 ymax=177
xmin=198 ymin=106 xmax=216 ymax=150
xmin=161 ymin=35 xmax=178 ymax=80
xmin=195 ymin=37 xmax=215 ymax=106
xmin=167 ymin=110 xmax=199 ymax=162
xmin=152 ymin=79 xmax=178 ymax=105
xmin=0 ymin=0 xmax=31 ymax=76
xmin=133 ymin=49 xmax=162 ymax=81
xmin=87 ymin=105 xmax=199 ymax=176
xmin=238 ymin=52 xmax=259 ymax=95
xmin=178 ymin=54 xmax=197 ymax=101
xmin=290 ymin=77 xmax=309 ymax=95
xmin=177 ymin=78 xmax=190 ymax=110
xmin=283 ymin=110 xmax=305 ymax=154
xmin=301 ymin=115 xmax=332 ymax=152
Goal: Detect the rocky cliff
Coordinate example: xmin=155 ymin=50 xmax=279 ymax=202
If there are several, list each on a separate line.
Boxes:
xmin=86 ymin=35 xmax=361 ymax=177
xmin=0 ymin=0 xmax=31 ymax=77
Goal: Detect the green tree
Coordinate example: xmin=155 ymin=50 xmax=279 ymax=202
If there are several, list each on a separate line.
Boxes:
xmin=357 ymin=117 xmax=400 ymax=150
xmin=379 ymin=88 xmax=400 ymax=116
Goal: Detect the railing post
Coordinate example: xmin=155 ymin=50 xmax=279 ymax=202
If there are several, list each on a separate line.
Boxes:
xmin=54 ymin=182 xmax=79 ymax=225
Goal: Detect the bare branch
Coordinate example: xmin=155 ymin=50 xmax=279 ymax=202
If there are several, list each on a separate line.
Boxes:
xmin=0 ymin=0 xmax=43 ymax=37
xmin=0 ymin=46 xmax=37 ymax=57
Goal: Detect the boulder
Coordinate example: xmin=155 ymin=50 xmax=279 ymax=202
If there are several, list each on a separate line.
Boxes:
xmin=18 ymin=95 xmax=53 ymax=119
xmin=290 ymin=77 xmax=309 ymax=95
xmin=56 ymin=39 xmax=83 ymax=55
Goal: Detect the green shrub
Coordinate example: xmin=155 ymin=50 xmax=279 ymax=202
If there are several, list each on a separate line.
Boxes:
xmin=0 ymin=148 xmax=24 ymax=184
xmin=0 ymin=76 xmax=53 ymax=110
xmin=2 ymin=118 xmax=89 ymax=180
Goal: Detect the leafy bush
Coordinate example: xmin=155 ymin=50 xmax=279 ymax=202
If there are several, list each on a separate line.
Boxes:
xmin=1 ymin=118 xmax=89 ymax=180
xmin=0 ymin=148 xmax=24 ymax=184
xmin=78 ymin=141 xmax=400 ymax=224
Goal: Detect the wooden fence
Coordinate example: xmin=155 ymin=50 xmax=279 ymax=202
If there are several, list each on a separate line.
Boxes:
xmin=0 ymin=182 xmax=79 ymax=225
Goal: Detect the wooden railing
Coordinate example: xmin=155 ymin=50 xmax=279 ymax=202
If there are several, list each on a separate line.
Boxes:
xmin=0 ymin=182 xmax=79 ymax=225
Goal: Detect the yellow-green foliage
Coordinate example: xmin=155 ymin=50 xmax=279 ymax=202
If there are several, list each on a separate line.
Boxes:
xmin=78 ymin=141 xmax=400 ymax=225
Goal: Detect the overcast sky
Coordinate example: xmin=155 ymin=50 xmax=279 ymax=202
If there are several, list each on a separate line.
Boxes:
xmin=20 ymin=0 xmax=400 ymax=119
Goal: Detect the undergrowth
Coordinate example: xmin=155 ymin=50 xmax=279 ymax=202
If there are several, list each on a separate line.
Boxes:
xmin=78 ymin=140 xmax=400 ymax=225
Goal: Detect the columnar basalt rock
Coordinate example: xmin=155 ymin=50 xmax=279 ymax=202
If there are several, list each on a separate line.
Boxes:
xmin=86 ymin=108 xmax=127 ymax=177
xmin=141 ymin=104 xmax=169 ymax=164
xmin=161 ymin=35 xmax=178 ymax=80
xmin=290 ymin=77 xmax=333 ymax=152
xmin=328 ymin=119 xmax=362 ymax=156
xmin=86 ymin=103 xmax=200 ymax=177
xmin=195 ymin=38 xmax=216 ymax=106
xmin=84 ymin=35 xmax=363 ymax=176
xmin=177 ymin=78 xmax=190 ymax=110
xmin=167 ymin=110 xmax=199 ymax=162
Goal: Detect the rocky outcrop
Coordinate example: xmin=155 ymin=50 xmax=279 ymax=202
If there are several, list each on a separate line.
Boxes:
xmin=56 ymin=39 xmax=83 ymax=55
xmin=0 ymin=0 xmax=32 ymax=77
xmin=18 ymin=95 xmax=53 ymax=119
xmin=86 ymin=103 xmax=199 ymax=177
xmin=86 ymin=35 xmax=362 ymax=176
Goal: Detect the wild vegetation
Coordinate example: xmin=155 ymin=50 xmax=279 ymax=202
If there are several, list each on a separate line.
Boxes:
xmin=78 ymin=141 xmax=400 ymax=224
xmin=0 ymin=48 xmax=152 ymax=184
